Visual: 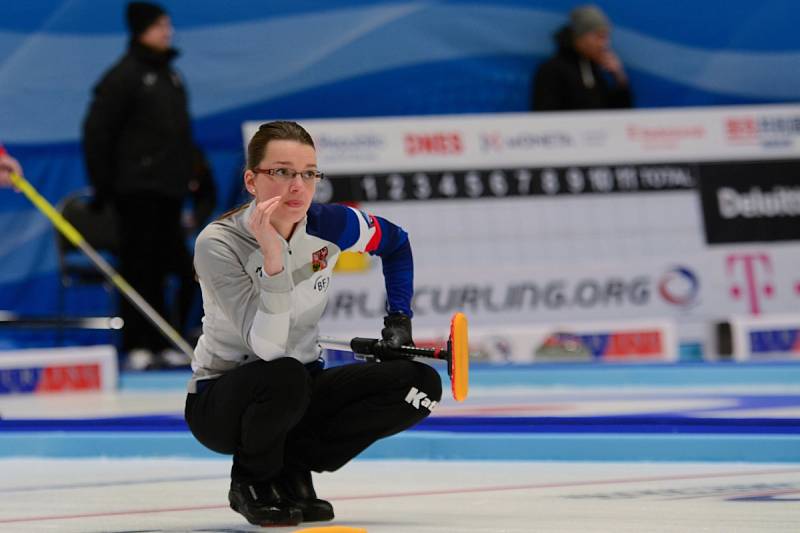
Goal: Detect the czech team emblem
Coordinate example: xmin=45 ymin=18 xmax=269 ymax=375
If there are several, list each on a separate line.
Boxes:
xmin=312 ymin=247 xmax=329 ymax=272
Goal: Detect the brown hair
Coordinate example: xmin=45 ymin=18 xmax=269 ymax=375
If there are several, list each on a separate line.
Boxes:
xmin=246 ymin=120 xmax=315 ymax=170
xmin=218 ymin=121 xmax=316 ymax=220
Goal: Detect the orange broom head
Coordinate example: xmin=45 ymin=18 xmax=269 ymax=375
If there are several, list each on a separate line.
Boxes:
xmin=449 ymin=312 xmax=469 ymax=402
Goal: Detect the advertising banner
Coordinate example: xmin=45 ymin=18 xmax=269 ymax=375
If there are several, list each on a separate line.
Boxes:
xmin=0 ymin=345 xmax=118 ymax=395
xmin=730 ymin=314 xmax=800 ymax=361
xmin=243 ymin=104 xmax=800 ymax=173
xmin=465 ymin=320 xmax=678 ymax=363
xmin=319 ymin=244 xmax=800 ymax=337
xmin=243 ymin=105 xmax=800 ymax=357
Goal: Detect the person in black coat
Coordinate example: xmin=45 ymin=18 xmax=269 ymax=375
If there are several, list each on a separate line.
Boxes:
xmin=531 ymin=4 xmax=633 ymax=111
xmin=82 ymin=2 xmax=195 ymax=369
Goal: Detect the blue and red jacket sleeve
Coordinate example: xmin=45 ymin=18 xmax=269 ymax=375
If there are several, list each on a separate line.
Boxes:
xmin=306 ymin=203 xmax=414 ymax=317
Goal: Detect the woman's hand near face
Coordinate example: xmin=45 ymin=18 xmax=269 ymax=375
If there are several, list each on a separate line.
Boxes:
xmin=248 ymin=195 xmax=285 ymax=275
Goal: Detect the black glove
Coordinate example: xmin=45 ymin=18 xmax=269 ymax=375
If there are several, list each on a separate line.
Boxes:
xmin=381 ymin=313 xmax=414 ymax=349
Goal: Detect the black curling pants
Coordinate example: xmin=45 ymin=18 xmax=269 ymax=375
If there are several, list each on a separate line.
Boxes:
xmin=184 ymin=357 xmax=442 ymax=483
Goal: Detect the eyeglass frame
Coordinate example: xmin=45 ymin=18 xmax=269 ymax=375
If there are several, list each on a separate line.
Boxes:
xmin=251 ymin=167 xmax=325 ymax=182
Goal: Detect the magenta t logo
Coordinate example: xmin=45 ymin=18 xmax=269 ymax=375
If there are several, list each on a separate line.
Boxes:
xmin=726 ymin=253 xmax=774 ymax=315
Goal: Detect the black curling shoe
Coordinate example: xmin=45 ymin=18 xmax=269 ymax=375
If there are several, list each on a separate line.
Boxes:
xmin=278 ymin=469 xmax=335 ymax=522
xmin=228 ymin=479 xmax=303 ymax=526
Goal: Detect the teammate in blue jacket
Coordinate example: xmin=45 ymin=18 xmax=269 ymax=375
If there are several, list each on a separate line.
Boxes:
xmin=184 ymin=121 xmax=442 ymax=527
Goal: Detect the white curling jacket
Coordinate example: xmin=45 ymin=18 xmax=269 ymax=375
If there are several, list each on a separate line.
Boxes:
xmin=188 ymin=201 xmax=413 ymax=392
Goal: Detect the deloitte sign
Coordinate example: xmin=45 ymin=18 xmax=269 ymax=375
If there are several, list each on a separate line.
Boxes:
xmin=718 ymin=186 xmax=800 ymax=219
xmin=699 ymin=160 xmax=800 ymax=244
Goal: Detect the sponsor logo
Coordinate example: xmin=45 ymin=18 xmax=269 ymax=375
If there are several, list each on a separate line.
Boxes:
xmin=725 ymin=115 xmax=800 ymax=148
xmin=725 ymin=117 xmax=758 ymax=142
xmin=658 ymin=266 xmax=700 ymax=307
xmin=535 ymin=332 xmax=592 ymax=361
xmin=473 ymin=335 xmax=515 ymax=362
xmin=316 ymin=133 xmax=385 ymax=162
xmin=479 ymin=131 xmax=573 ymax=152
xmin=325 ymin=265 xmax=714 ymax=320
xmin=412 ymin=278 xmax=651 ymax=314
xmin=0 ymin=364 xmax=101 ymax=394
xmin=697 ymin=160 xmax=800 ymax=244
xmin=404 ymin=132 xmax=463 ymax=156
xmin=311 ymin=247 xmax=329 ymax=272
xmin=323 ymin=277 xmax=654 ymax=320
xmin=581 ymin=330 xmax=664 ymax=359
xmin=626 ymin=124 xmax=705 ymax=149
xmin=537 ymin=330 xmax=666 ymax=360
xmin=313 ymin=275 xmax=330 ymax=293
xmin=725 ymin=253 xmax=774 ymax=315
xmin=532 ymin=328 xmax=668 ymax=361
xmin=317 ymin=133 xmax=385 ymax=151
xmin=717 ymin=186 xmax=800 ymax=219
xmin=404 ymin=386 xmax=438 ymax=410
xmin=748 ymin=328 xmax=800 ymax=356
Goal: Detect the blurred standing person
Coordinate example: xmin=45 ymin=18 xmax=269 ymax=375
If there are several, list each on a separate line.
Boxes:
xmin=82 ymin=2 xmax=195 ymax=369
xmin=531 ymin=4 xmax=633 ymax=111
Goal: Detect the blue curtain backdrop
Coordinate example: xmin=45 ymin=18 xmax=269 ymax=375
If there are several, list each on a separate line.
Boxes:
xmin=1 ymin=0 xmax=798 ymax=328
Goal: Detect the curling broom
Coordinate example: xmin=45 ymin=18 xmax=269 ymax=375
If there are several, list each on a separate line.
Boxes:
xmin=7 ymin=169 xmax=194 ymax=358
xmin=320 ymin=312 xmax=469 ymax=402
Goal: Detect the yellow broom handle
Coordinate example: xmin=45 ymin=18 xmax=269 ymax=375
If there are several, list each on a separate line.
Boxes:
xmin=8 ymin=171 xmax=194 ymax=358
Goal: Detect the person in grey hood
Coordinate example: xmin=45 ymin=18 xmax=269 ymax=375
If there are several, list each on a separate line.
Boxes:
xmin=531 ymin=4 xmax=633 ymax=111
xmin=184 ymin=121 xmax=441 ymax=527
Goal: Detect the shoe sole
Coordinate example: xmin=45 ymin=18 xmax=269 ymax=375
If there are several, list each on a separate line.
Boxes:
xmin=229 ymin=500 xmax=302 ymax=526
xmin=301 ymin=508 xmax=335 ymax=522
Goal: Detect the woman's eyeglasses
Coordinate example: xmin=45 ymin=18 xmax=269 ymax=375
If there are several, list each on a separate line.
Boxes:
xmin=253 ymin=167 xmax=324 ymax=183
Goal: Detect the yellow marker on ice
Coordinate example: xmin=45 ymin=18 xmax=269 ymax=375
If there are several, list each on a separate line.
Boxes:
xmin=293 ymin=527 xmax=368 ymax=533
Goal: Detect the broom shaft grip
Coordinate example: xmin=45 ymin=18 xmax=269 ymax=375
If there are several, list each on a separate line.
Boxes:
xmin=319 ymin=336 xmax=448 ymax=360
